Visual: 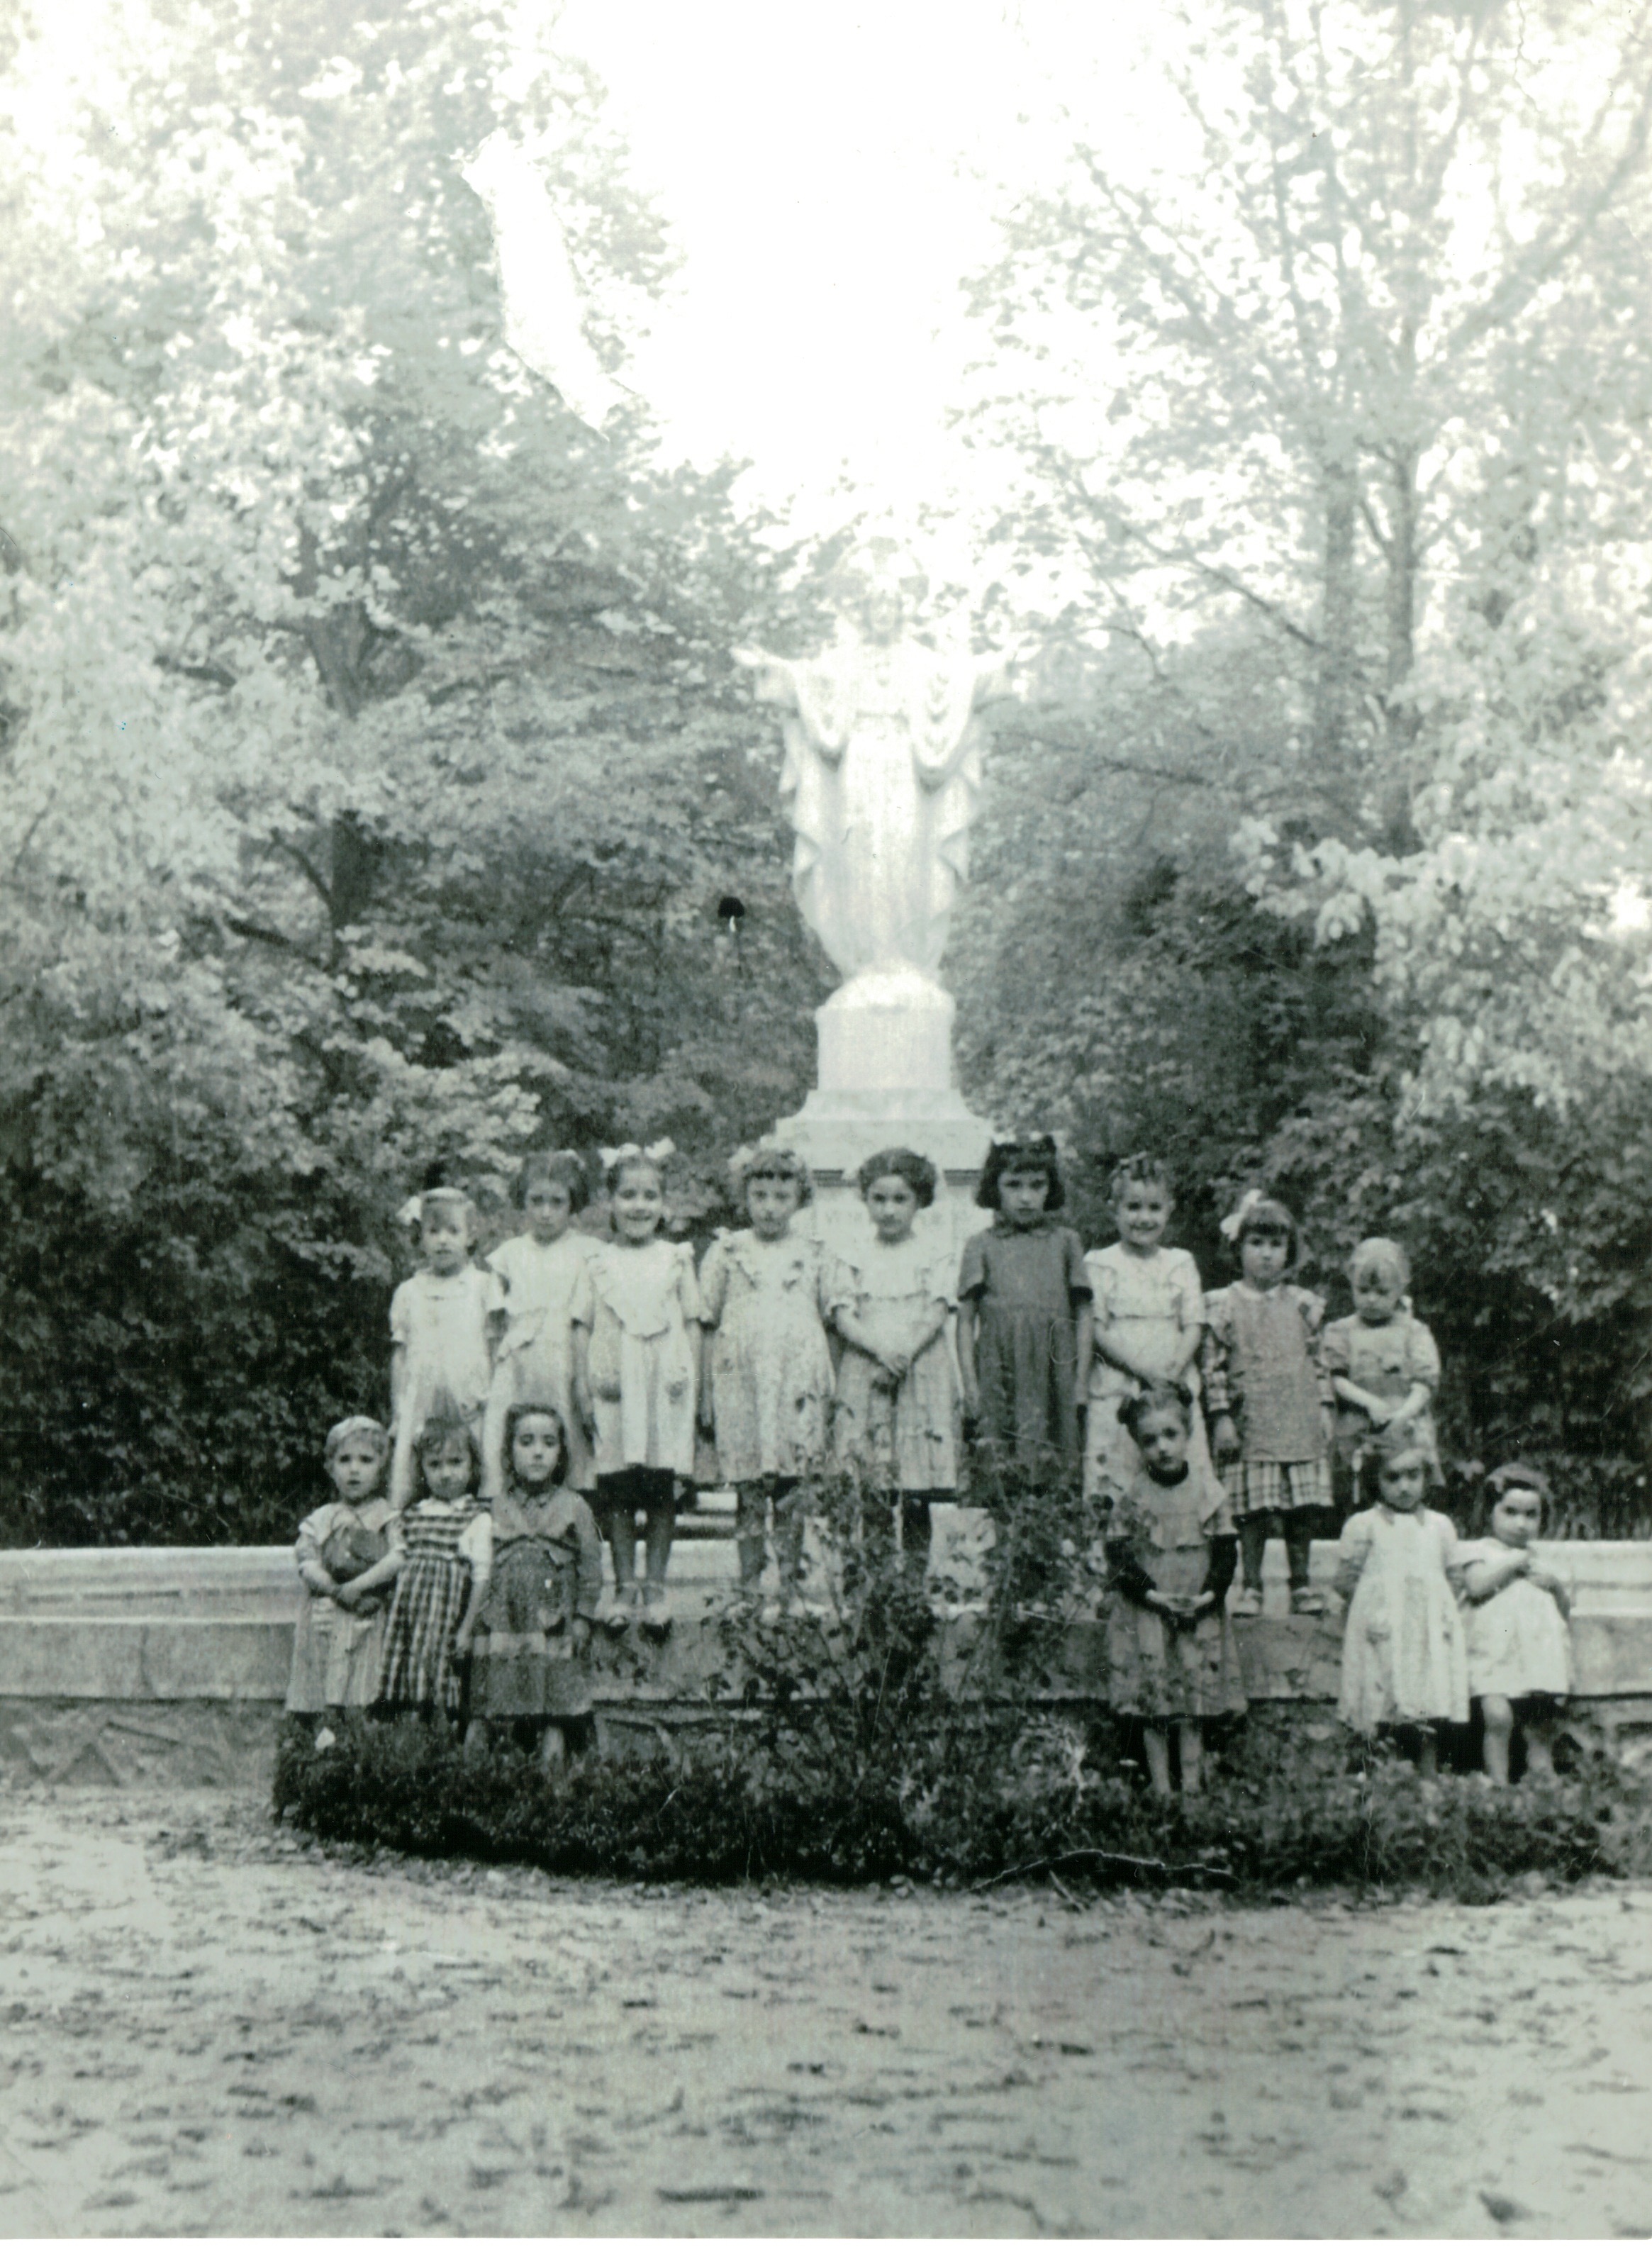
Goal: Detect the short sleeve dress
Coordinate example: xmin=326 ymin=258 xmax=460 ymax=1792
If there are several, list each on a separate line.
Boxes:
xmin=1103 ymin=1457 xmax=1246 ymax=1720
xmin=470 ymin=1485 xmax=605 ymax=1720
xmin=389 ymin=1265 xmax=502 ymax=1505
xmin=573 ymin=1239 xmax=703 ymax=1478
xmin=1083 ymin=1242 xmax=1210 ymax=1498
xmin=286 ymin=1497 xmax=401 ymax=1713
xmin=830 ymin=1238 xmax=961 ymax=1493
xmin=375 ymin=1498 xmax=491 ymax=1717
xmin=1200 ymin=1281 xmax=1332 ymax=1515
xmin=698 ymin=1230 xmax=835 ymax=1483
xmin=957 ymin=1219 xmax=1089 ymax=1479
xmin=1335 ymin=1505 xmax=1468 ymax=1734
xmin=1322 ymin=1311 xmax=1442 ymax=1475
xmin=484 ymin=1231 xmax=597 ymax=1492
xmin=1458 ymin=1539 xmax=1572 ymax=1703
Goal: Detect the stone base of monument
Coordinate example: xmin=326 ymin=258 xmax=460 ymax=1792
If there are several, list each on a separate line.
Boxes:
xmin=6 ymin=1531 xmax=1652 ymax=1787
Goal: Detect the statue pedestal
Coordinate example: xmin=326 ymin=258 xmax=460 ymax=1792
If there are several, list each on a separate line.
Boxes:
xmin=772 ymin=967 xmax=995 ymax=1269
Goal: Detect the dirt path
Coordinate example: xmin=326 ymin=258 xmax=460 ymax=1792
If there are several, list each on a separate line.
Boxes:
xmin=4 ymin=1790 xmax=1652 ymax=2237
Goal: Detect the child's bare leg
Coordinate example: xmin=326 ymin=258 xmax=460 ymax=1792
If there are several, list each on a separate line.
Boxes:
xmin=539 ymin=1723 xmax=567 ymax=1774
xmin=596 ymin=1482 xmax=638 ymax=1598
xmin=1523 ymin=1705 xmax=1558 ymax=1780
xmin=1238 ymin=1513 xmax=1269 ymax=1595
xmin=1480 ymin=1695 xmax=1514 ymax=1783
xmin=642 ymin=1488 xmax=677 ymax=1591
xmin=900 ymin=1493 xmax=934 ymax=1585
xmin=774 ymin=1480 xmax=806 ymax=1593
xmin=464 ymin=1717 xmax=491 ymax=1759
xmin=1416 ymin=1727 xmax=1439 ymax=1780
xmin=1177 ymin=1719 xmax=1204 ymax=1797
xmin=1143 ymin=1723 xmax=1173 ymax=1798
xmin=735 ymin=1481 xmax=767 ymax=1590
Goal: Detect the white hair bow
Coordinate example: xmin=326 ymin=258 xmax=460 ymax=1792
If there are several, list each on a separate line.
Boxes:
xmin=599 ymin=1138 xmax=675 ymax=1170
xmin=397 ymin=1195 xmax=423 ymax=1228
xmin=1219 ymin=1187 xmax=1265 ymax=1242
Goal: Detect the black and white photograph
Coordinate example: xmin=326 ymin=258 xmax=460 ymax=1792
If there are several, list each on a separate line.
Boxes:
xmin=5 ymin=0 xmax=1652 ymax=2234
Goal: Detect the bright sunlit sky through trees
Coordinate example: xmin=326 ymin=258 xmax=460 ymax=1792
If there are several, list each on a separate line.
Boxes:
xmin=547 ymin=0 xmax=1166 ymax=562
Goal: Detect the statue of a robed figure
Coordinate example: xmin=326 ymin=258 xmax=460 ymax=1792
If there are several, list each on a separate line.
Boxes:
xmin=735 ymin=545 xmax=1010 ymax=988
xmin=737 ymin=540 xmax=1012 ymax=1197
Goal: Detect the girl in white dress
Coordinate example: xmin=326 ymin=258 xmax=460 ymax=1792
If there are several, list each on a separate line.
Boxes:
xmin=1460 ymin=1462 xmax=1572 ymax=1784
xmin=482 ymin=1152 xmax=596 ymax=1500
xmin=830 ymin=1147 xmax=961 ymax=1583
xmin=571 ymin=1142 xmax=703 ymax=1634
xmin=1079 ymin=1154 xmax=1210 ymax=1503
xmin=1334 ymin=1437 xmax=1468 ymax=1775
xmin=388 ymin=1188 xmax=502 ymax=1509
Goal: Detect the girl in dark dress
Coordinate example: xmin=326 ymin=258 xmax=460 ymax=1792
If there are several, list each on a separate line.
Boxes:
xmin=956 ymin=1134 xmax=1092 ymax=1494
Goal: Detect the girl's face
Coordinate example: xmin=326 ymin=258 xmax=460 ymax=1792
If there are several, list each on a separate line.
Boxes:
xmin=998 ymin=1166 xmax=1050 ymax=1229
xmin=1132 ymin=1405 xmax=1190 ymax=1480
xmin=865 ymin=1173 xmax=920 ymax=1242
xmin=1491 ymin=1486 xmax=1544 ymax=1548
xmin=523 ymin=1178 xmax=574 ymax=1244
xmin=328 ymin=1437 xmax=384 ymax=1504
xmin=1240 ymin=1224 xmax=1290 ymax=1290
xmin=747 ymin=1172 xmax=803 ymax=1239
xmin=612 ymin=1165 xmax=664 ymax=1244
xmin=1353 ymin=1264 xmax=1405 ymax=1325
xmin=511 ymin=1412 xmax=564 ymax=1490
xmin=420 ymin=1205 xmax=472 ymax=1276
xmin=1376 ymin=1452 xmax=1428 ymax=1513
xmin=420 ymin=1432 xmax=475 ymax=1503
xmin=1115 ymin=1180 xmax=1171 ymax=1254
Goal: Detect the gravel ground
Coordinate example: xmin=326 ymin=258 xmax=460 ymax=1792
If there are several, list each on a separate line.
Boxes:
xmin=5 ymin=1788 xmax=1652 ymax=2236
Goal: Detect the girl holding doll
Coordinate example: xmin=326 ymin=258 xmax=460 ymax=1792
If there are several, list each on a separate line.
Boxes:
xmin=388 ymin=1186 xmax=502 ymax=1510
xmin=1103 ymin=1383 xmax=1245 ymax=1799
xmin=375 ymin=1410 xmax=491 ymax=1722
xmin=571 ymin=1140 xmax=703 ymax=1633
xmin=830 ymin=1147 xmax=961 ymax=1581
xmin=1460 ymin=1461 xmax=1573 ymax=1785
xmin=1080 ymin=1153 xmax=1210 ymax=1505
xmin=956 ymin=1133 xmax=1090 ymax=1492
xmin=482 ymin=1152 xmax=596 ymax=1501
xmin=698 ymin=1142 xmax=835 ymax=1598
xmin=467 ymin=1400 xmax=604 ymax=1770
xmin=1334 ymin=1434 xmax=1468 ymax=1774
xmin=1202 ymin=1191 xmax=1334 ymax=1615
xmin=286 ymin=1416 xmax=402 ymax=1719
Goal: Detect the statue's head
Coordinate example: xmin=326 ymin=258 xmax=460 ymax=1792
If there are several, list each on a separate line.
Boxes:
xmin=830 ymin=534 xmax=928 ymax=647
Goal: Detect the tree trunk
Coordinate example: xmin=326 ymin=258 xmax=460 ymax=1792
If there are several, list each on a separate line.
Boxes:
xmin=1312 ymin=448 xmax=1361 ymax=828
xmin=1380 ymin=445 xmax=1421 ymax=853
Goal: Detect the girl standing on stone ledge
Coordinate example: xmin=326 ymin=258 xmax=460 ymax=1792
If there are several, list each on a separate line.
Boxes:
xmin=698 ymin=1144 xmax=835 ymax=1601
xmin=830 ymin=1147 xmax=961 ymax=1582
xmin=571 ymin=1142 xmax=703 ymax=1638
xmin=482 ymin=1152 xmax=597 ymax=1503
xmin=957 ymin=1133 xmax=1090 ymax=1496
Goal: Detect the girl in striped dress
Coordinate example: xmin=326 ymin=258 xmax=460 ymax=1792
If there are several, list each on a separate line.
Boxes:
xmin=376 ymin=1412 xmax=492 ymax=1721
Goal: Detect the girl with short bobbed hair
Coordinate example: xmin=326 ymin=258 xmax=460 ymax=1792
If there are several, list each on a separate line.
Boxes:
xmin=482 ymin=1149 xmax=597 ymax=1501
xmin=1080 ymin=1150 xmax=1210 ymax=1507
xmin=831 ymin=1146 xmax=959 ymax=1578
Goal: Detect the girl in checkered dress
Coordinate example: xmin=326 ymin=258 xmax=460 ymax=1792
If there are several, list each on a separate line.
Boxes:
xmin=375 ymin=1412 xmax=492 ymax=1720
xmin=1201 ymin=1193 xmax=1334 ymax=1617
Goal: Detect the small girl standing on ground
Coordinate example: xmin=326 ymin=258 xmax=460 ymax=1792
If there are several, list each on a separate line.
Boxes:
xmin=830 ymin=1147 xmax=961 ymax=1582
xmin=375 ymin=1412 xmax=492 ymax=1722
xmin=286 ymin=1417 xmax=402 ymax=1721
xmin=389 ymin=1186 xmax=502 ymax=1510
xmin=1202 ymin=1192 xmax=1334 ymax=1615
xmin=1334 ymin=1437 xmax=1467 ymax=1774
xmin=956 ymin=1134 xmax=1090 ymax=1495
xmin=467 ymin=1401 xmax=604 ymax=1770
xmin=483 ymin=1152 xmax=596 ymax=1501
xmin=571 ymin=1141 xmax=703 ymax=1633
xmin=1080 ymin=1154 xmax=1210 ymax=1505
xmin=1322 ymin=1237 xmax=1441 ymax=1507
xmin=698 ymin=1144 xmax=835 ymax=1598
xmin=1103 ymin=1384 xmax=1244 ymax=1799
xmin=1460 ymin=1461 xmax=1572 ymax=1785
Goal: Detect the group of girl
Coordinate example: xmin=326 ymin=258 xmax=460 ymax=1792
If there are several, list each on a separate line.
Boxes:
xmin=284 ymin=1135 xmax=1575 ymax=1793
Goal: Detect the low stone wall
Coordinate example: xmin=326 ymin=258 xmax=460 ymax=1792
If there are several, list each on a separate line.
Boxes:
xmin=3 ymin=1520 xmax=1650 ymax=1786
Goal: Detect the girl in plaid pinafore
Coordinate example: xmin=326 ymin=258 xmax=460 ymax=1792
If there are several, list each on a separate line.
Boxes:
xmin=376 ymin=1415 xmax=492 ymax=1719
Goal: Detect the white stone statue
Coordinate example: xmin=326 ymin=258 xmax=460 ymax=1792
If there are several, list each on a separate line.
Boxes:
xmin=735 ymin=546 xmax=1011 ymax=983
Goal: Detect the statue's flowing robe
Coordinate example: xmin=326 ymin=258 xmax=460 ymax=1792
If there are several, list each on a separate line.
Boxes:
xmin=778 ymin=639 xmax=983 ymax=980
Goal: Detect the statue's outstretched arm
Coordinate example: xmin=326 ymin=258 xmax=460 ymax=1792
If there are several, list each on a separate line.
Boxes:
xmin=733 ymin=646 xmax=799 ymax=708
